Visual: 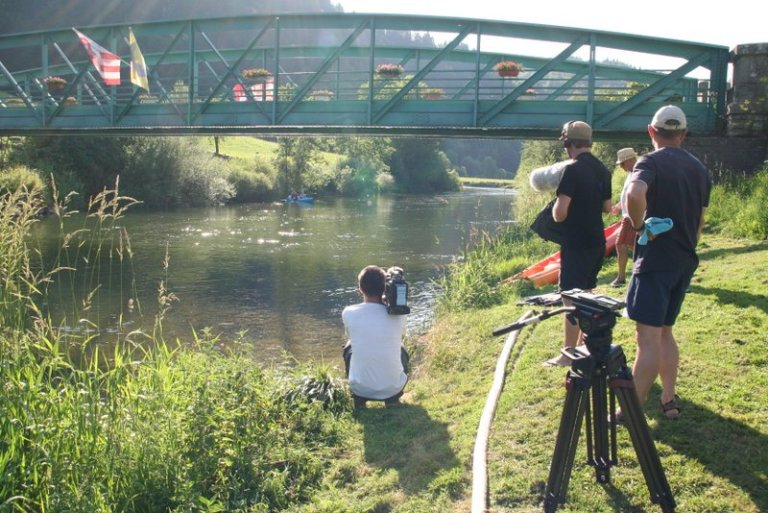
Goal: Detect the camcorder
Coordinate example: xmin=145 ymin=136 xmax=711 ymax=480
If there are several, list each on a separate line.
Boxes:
xmin=384 ymin=266 xmax=410 ymax=315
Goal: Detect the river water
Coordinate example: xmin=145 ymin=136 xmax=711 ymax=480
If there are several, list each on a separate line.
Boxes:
xmin=33 ymin=187 xmax=516 ymax=363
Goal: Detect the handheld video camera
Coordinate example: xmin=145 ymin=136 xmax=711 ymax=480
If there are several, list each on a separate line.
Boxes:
xmin=384 ymin=266 xmax=410 ymax=315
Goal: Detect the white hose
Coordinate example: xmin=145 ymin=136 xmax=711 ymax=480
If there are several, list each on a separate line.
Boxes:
xmin=471 ymin=310 xmax=534 ymax=513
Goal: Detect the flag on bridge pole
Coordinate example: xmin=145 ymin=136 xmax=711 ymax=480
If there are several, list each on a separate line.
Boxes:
xmin=128 ymin=28 xmax=149 ymax=91
xmin=73 ymin=28 xmax=121 ymax=86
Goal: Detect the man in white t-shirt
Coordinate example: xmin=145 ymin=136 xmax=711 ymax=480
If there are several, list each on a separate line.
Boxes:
xmin=609 ymin=147 xmax=639 ymax=287
xmin=342 ymin=265 xmax=409 ymax=408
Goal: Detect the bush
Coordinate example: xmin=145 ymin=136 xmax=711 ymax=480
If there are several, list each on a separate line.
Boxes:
xmin=227 ymin=158 xmax=277 ymax=203
xmin=0 ymin=164 xmax=45 ymax=196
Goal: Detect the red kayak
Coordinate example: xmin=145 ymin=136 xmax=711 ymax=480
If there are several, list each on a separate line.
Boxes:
xmin=506 ymin=221 xmax=621 ymax=288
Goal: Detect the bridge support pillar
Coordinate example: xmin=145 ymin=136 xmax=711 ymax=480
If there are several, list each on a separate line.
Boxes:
xmin=727 ymin=43 xmax=768 ymax=137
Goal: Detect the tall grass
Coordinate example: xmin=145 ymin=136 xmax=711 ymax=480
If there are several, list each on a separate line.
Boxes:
xmin=0 ymin=186 xmax=354 ymax=512
xmin=707 ymin=165 xmax=768 ymax=240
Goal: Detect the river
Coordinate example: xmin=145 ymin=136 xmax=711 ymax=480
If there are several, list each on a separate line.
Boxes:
xmin=33 ymin=187 xmax=516 ymax=363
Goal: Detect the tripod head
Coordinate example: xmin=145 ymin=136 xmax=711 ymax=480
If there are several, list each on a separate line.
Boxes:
xmin=492 ymin=289 xmax=625 ymax=351
xmin=560 ymin=289 xmax=624 ymax=335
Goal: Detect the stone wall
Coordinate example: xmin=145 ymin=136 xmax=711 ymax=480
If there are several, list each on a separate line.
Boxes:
xmin=686 ymin=136 xmax=767 ymax=175
xmin=728 ymin=43 xmax=768 ymax=137
xmin=692 ymin=42 xmax=768 ymax=173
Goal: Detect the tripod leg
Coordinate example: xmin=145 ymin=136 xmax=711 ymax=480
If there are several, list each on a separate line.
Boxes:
xmin=589 ymin=369 xmax=612 ymax=484
xmin=609 ymin=373 xmax=677 ymax=512
xmin=543 ymin=371 xmax=590 ymax=513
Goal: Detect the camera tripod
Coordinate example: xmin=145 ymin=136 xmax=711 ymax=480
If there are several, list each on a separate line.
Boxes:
xmin=494 ymin=291 xmax=676 ymax=513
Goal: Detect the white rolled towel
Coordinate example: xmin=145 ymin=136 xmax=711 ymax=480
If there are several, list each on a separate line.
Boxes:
xmin=528 ymin=159 xmax=574 ymax=192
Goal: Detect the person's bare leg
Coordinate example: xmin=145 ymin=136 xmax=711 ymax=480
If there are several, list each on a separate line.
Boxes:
xmin=632 ymin=322 xmax=662 ymax=405
xmin=658 ymin=326 xmax=679 ymax=406
xmin=563 ymin=297 xmax=580 ymax=350
xmin=544 ymin=297 xmax=581 ymax=366
xmin=614 ymin=244 xmax=628 ymax=283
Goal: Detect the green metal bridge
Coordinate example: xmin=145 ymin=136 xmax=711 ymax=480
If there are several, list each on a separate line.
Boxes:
xmin=0 ymin=13 xmax=730 ymax=138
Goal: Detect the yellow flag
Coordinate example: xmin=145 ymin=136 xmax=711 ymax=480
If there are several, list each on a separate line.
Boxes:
xmin=128 ymin=28 xmax=149 ymax=91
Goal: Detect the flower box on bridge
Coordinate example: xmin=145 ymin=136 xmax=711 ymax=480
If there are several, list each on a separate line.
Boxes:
xmin=495 ymin=61 xmax=522 ymax=78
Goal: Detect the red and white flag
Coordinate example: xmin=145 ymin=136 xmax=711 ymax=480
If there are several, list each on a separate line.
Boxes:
xmin=232 ymin=83 xmax=247 ymax=102
xmin=73 ymin=28 xmax=121 ymax=86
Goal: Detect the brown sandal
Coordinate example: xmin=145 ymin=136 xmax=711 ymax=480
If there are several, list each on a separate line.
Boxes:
xmin=660 ymin=395 xmax=682 ymax=419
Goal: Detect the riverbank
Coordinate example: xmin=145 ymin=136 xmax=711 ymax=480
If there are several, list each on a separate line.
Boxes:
xmin=3 ymin=179 xmax=767 ymax=511
xmin=314 ymin=233 xmax=768 ymax=512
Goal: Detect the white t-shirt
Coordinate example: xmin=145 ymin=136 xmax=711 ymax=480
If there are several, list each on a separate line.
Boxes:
xmin=342 ymin=302 xmax=408 ymax=400
xmin=619 ymin=173 xmax=632 ymax=216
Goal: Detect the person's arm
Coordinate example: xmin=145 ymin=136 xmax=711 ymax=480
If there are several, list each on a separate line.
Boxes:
xmin=602 ymin=198 xmax=612 ymax=214
xmin=625 ymin=180 xmax=648 ymax=230
xmin=552 ymin=194 xmax=571 ymax=222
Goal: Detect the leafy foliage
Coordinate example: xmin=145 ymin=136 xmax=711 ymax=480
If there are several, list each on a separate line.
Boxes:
xmin=0 ymin=164 xmax=45 ymax=196
xmin=388 ymin=138 xmax=461 ymax=193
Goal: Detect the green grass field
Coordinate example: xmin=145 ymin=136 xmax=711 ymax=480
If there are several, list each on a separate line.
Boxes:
xmin=310 ymin=234 xmax=768 ymax=512
xmin=205 ymin=135 xmax=343 ymax=167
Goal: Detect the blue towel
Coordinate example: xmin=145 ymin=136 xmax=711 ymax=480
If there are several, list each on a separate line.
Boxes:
xmin=637 ymin=217 xmax=673 ymax=245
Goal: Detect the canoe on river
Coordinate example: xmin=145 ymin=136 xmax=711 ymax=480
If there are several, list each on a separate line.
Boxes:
xmin=283 ymin=195 xmax=314 ymax=204
xmin=505 ymin=220 xmax=622 ymax=287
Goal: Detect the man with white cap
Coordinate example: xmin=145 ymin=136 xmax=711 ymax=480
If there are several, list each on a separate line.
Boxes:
xmin=621 ymin=105 xmax=711 ymax=421
xmin=610 ymin=147 xmax=639 ymax=286
xmin=544 ymin=120 xmax=612 ymax=366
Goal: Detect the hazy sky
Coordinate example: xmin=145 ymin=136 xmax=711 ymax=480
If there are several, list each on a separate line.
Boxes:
xmin=337 ymin=0 xmax=765 ymax=50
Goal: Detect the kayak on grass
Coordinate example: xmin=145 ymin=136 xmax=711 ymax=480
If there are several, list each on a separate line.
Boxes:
xmin=504 ymin=221 xmax=622 ymax=287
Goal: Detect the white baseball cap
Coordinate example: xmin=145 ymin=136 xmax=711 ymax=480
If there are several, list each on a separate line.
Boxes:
xmin=651 ymin=105 xmax=687 ymax=130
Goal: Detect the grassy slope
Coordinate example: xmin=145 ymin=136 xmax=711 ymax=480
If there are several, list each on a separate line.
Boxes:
xmin=205 ymin=136 xmax=342 ymax=167
xmin=312 ymin=234 xmax=768 ymax=513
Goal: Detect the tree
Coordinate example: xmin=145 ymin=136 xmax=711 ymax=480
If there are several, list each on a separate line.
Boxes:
xmin=388 ymin=138 xmax=460 ymax=193
xmin=274 ymin=137 xmax=320 ymax=194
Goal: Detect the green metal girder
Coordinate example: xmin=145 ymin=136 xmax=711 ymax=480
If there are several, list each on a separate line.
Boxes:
xmin=0 ymin=12 xmax=730 ymax=138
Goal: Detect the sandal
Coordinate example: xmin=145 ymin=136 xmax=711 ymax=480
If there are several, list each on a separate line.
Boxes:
xmin=660 ymin=395 xmax=682 ymax=419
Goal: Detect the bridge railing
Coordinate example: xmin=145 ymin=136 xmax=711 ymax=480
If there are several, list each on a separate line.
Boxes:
xmin=0 ymin=13 xmax=730 ymax=137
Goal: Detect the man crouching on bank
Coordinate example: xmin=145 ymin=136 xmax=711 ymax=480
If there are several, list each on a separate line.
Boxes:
xmin=342 ymin=265 xmax=409 ymax=409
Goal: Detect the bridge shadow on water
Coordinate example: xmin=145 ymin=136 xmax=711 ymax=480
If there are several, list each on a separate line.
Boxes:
xmin=356 ymin=403 xmax=460 ymax=496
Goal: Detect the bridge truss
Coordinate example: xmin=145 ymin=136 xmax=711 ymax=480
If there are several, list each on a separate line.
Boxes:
xmin=0 ymin=13 xmax=730 ymax=138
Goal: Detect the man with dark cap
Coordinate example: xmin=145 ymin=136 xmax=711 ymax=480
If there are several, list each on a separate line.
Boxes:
xmin=544 ymin=120 xmax=612 ymax=367
xmin=621 ymin=105 xmax=711 ymax=420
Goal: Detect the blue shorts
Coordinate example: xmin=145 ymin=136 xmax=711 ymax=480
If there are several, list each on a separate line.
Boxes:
xmin=626 ymin=265 xmax=696 ymax=327
xmin=559 ymin=245 xmax=605 ymax=291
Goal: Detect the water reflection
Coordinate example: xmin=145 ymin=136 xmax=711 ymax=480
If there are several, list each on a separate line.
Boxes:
xmin=33 ymin=188 xmax=516 ymax=363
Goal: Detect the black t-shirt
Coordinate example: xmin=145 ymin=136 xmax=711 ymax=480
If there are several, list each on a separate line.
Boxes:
xmin=631 ymin=147 xmax=711 ymax=273
xmin=555 ymin=152 xmax=612 ymax=249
